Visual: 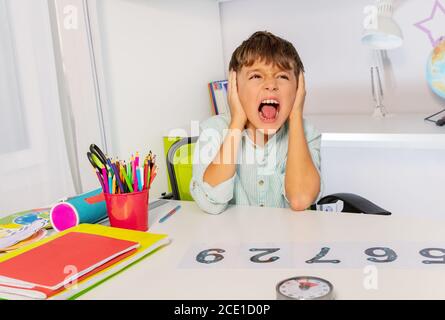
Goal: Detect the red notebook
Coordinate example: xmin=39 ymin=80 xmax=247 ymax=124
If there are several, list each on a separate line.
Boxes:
xmin=0 ymin=248 xmax=137 ymax=299
xmin=0 ymin=232 xmax=139 ymax=290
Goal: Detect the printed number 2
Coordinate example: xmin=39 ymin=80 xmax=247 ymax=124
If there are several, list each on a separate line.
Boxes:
xmin=306 ymin=247 xmax=340 ymax=264
xmin=249 ymin=248 xmax=280 ymax=263
xmin=196 ymin=248 xmax=225 ymax=264
xmin=420 ymin=248 xmax=445 ymax=264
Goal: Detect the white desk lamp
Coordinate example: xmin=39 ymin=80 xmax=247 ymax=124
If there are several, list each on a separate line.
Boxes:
xmin=362 ymin=0 xmax=403 ymax=118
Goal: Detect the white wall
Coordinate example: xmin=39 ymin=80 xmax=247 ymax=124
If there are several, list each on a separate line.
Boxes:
xmin=93 ymin=0 xmax=444 ymax=202
xmin=220 ymin=0 xmax=444 ymax=115
xmin=96 ymin=0 xmax=225 ymax=198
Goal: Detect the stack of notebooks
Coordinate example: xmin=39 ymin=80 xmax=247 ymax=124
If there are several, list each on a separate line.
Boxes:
xmin=0 ymin=224 xmax=169 ymax=300
xmin=208 ymin=80 xmax=230 ymax=117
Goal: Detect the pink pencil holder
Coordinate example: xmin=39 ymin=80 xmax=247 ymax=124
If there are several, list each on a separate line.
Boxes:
xmin=104 ymin=189 xmax=149 ymax=232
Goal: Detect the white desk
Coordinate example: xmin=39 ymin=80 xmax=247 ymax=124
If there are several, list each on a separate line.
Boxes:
xmin=80 ymin=201 xmax=445 ymax=300
xmin=305 ymin=113 xmax=445 ymax=218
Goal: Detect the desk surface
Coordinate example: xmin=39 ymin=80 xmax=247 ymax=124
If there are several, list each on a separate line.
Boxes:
xmin=80 ymin=201 xmax=445 ymax=300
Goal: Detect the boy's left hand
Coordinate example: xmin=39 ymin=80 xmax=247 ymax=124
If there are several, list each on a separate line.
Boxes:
xmin=289 ymin=72 xmax=306 ymax=121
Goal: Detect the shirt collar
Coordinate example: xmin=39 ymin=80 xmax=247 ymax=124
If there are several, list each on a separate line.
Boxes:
xmin=243 ymin=121 xmax=288 ymax=151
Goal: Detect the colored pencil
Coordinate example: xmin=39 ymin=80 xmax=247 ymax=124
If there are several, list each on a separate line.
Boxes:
xmin=102 ymin=167 xmax=109 ymax=194
xmin=120 ymin=165 xmax=134 ymax=193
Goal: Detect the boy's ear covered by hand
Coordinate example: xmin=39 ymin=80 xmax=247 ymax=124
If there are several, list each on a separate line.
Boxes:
xmin=289 ymin=72 xmax=306 ymax=121
xmin=228 ymin=70 xmax=247 ymax=129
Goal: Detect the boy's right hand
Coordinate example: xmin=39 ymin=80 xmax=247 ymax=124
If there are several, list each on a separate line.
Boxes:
xmin=228 ymin=71 xmax=247 ymax=129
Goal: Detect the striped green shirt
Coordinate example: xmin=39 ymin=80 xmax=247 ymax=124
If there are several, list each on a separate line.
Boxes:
xmin=190 ymin=115 xmax=323 ymax=214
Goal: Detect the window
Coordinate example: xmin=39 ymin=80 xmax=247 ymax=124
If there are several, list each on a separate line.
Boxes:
xmin=0 ymin=0 xmax=28 ymax=155
xmin=0 ymin=0 xmax=75 ymax=215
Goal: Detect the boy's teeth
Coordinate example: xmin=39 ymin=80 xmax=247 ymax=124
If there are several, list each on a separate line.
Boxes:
xmin=261 ymin=99 xmax=279 ymax=105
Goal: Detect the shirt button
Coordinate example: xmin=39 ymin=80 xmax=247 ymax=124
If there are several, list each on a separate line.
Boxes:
xmin=259 ymin=180 xmax=264 ymax=186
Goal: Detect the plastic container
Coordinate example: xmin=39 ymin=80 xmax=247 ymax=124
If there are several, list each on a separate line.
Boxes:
xmin=104 ymin=189 xmax=149 ymax=232
xmin=50 ymin=188 xmax=107 ymax=232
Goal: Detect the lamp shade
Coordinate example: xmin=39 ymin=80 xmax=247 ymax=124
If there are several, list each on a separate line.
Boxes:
xmin=362 ymin=16 xmax=403 ymax=49
xmin=361 ymin=0 xmax=403 ymax=50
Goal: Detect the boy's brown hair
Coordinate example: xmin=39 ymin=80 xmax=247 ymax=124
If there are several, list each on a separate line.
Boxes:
xmin=229 ymin=31 xmax=305 ymax=80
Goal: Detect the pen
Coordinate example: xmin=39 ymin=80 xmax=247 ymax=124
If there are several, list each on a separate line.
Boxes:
xmin=159 ymin=205 xmax=181 ymax=223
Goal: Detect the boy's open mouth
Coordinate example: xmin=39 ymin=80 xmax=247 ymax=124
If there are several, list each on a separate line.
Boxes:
xmin=258 ymin=98 xmax=280 ymax=123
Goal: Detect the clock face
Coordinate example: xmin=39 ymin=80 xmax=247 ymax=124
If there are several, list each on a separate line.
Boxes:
xmin=277 ymin=277 xmax=334 ymax=300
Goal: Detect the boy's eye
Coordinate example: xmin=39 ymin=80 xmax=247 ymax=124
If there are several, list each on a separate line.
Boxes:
xmin=278 ymin=75 xmax=289 ymax=80
xmin=250 ymin=74 xmax=262 ymax=79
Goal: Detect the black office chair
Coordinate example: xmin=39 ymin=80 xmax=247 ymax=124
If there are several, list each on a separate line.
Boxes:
xmin=313 ymin=193 xmax=391 ymax=215
xmin=161 ymin=136 xmax=198 ymax=200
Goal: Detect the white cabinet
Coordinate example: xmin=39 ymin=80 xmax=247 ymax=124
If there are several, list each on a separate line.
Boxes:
xmin=306 ymin=113 xmax=445 ymax=218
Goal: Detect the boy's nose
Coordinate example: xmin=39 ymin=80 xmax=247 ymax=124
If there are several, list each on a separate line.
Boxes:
xmin=264 ymin=81 xmax=278 ymax=91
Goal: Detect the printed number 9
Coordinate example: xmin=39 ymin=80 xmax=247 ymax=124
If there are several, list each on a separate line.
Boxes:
xmin=196 ymin=248 xmax=225 ymax=264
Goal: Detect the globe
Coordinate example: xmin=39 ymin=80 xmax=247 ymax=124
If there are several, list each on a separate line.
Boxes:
xmin=426 ymin=39 xmax=445 ymax=99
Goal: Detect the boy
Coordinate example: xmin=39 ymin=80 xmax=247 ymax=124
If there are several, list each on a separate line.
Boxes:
xmin=190 ymin=31 xmax=322 ymax=214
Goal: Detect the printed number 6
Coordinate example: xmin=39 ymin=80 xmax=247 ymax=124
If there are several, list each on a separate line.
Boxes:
xmin=365 ymin=247 xmax=397 ymax=263
xmin=196 ymin=248 xmax=225 ymax=264
xmin=419 ymin=248 xmax=445 ymax=264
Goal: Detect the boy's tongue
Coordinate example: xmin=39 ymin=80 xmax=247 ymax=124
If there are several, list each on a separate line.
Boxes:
xmin=261 ymin=105 xmax=278 ymax=119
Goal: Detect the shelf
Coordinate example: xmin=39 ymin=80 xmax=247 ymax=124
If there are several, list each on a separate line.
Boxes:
xmin=305 ymin=113 xmax=445 ymax=149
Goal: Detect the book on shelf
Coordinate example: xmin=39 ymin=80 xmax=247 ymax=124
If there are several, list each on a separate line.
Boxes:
xmin=208 ymin=80 xmax=230 ymax=117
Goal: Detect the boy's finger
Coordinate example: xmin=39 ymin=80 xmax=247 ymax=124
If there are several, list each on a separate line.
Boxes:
xmin=229 ymin=71 xmax=234 ymax=95
xmin=232 ymin=71 xmax=237 ymax=88
xmin=231 ymin=71 xmax=238 ymax=97
xmin=299 ymin=72 xmax=306 ymax=91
